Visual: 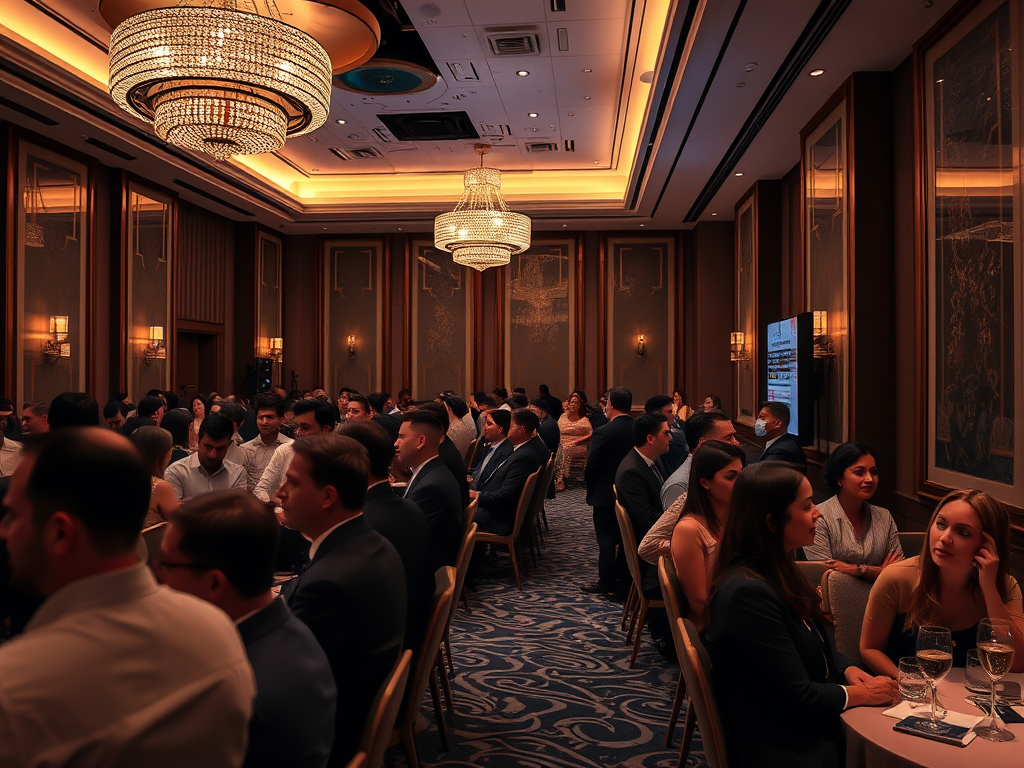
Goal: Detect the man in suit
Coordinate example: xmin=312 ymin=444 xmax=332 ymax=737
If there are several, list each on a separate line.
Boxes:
xmin=338 ymin=419 xmax=434 ymax=653
xmin=644 ymin=395 xmax=688 ymax=478
xmin=537 ymin=384 xmax=564 ymax=420
xmin=159 ymin=490 xmax=337 ymax=768
xmin=470 ymin=408 xmax=513 ymax=489
xmin=753 ymin=401 xmax=807 ymax=472
xmin=530 ymin=399 xmax=561 ymax=454
xmin=279 ymin=434 xmax=406 ymax=767
xmin=582 ymin=387 xmax=634 ymax=596
xmin=395 ymin=410 xmax=463 ymax=570
xmin=417 ymin=401 xmax=471 ymax=509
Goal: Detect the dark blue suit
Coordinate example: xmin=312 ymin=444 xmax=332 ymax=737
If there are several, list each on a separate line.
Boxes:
xmin=238 ymin=597 xmax=337 ymax=768
xmin=404 ymin=455 xmax=463 ymax=570
xmin=536 ymin=416 xmax=560 ymax=454
xmin=475 ymin=436 xmax=549 ymax=536
xmin=756 ymin=433 xmax=807 ymax=473
xmin=282 ymin=517 xmax=406 ymax=768
xmin=584 ymin=414 xmax=635 ymax=589
xmin=470 ymin=439 xmax=513 ymax=488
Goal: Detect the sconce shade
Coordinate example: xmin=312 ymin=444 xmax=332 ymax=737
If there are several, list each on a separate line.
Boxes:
xmin=813 ymin=310 xmax=828 ymax=337
xmin=50 ymin=316 xmax=69 ymax=339
xmin=150 ymin=326 xmax=164 ymax=343
xmin=730 ymin=331 xmax=745 ymax=348
xmin=270 ymin=337 xmax=283 ymax=351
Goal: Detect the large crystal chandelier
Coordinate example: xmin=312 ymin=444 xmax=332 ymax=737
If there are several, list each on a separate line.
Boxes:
xmin=434 ymin=145 xmax=531 ymax=272
xmin=107 ymin=0 xmax=332 ymax=160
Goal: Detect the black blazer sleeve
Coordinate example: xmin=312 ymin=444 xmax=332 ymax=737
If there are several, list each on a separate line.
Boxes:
xmin=583 ymin=426 xmax=608 ymax=490
xmin=478 ymin=451 xmax=536 ymax=508
xmin=615 ymin=459 xmax=661 ymax=539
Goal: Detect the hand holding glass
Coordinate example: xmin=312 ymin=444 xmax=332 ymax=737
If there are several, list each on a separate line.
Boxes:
xmin=916 ymin=626 xmax=953 ymax=730
xmin=974 ymin=618 xmax=1015 ymax=743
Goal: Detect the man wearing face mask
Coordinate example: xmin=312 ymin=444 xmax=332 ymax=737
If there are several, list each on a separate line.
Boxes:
xmin=752 ymin=401 xmax=807 ymax=472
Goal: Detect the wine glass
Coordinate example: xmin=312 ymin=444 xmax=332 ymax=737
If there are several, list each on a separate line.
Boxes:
xmin=897 ymin=657 xmax=928 ymax=708
xmin=916 ymin=626 xmax=953 ymax=730
xmin=974 ymin=618 xmax=1016 ymax=743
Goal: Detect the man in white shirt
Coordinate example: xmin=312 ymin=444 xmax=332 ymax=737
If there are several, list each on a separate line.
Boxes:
xmin=660 ymin=411 xmax=739 ymax=509
xmin=165 ymin=413 xmax=247 ymax=500
xmin=239 ymin=393 xmax=292 ymax=492
xmin=253 ymin=399 xmax=338 ymax=504
xmin=0 ymin=428 xmax=254 ymax=768
xmin=0 ymin=411 xmax=22 ymax=477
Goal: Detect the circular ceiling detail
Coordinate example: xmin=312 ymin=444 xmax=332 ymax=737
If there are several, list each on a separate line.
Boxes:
xmin=333 ymin=60 xmax=438 ymax=95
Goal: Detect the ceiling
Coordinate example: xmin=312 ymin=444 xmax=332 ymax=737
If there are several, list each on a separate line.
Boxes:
xmin=0 ymin=0 xmax=957 ymax=233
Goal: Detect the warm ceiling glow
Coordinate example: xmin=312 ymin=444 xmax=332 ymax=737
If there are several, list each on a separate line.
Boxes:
xmin=809 ymin=68 xmax=826 ymax=77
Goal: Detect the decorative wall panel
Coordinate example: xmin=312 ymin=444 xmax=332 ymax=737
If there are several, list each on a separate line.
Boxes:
xmin=409 ymin=240 xmax=472 ymax=398
xmin=503 ymin=237 xmax=577 ymax=397
xmin=178 ymin=204 xmax=231 ymax=324
xmin=125 ymin=180 xmax=174 ymax=399
xmin=323 ymin=239 xmax=384 ymax=395
xmin=13 ymin=139 xmax=89 ymax=406
xmin=735 ymin=195 xmax=757 ymax=425
xmin=256 ymin=231 xmax=283 ymax=376
xmin=606 ymin=236 xmax=676 ymax=404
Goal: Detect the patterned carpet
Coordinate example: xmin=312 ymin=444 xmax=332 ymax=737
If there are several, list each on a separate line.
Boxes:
xmin=387 ymin=488 xmax=707 ymax=768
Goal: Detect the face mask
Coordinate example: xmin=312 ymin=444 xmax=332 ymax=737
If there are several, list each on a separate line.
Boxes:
xmin=754 ymin=418 xmax=768 ymax=437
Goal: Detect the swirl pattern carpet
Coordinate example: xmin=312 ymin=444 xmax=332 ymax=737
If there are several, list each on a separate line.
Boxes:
xmin=388 ymin=487 xmax=707 ymax=767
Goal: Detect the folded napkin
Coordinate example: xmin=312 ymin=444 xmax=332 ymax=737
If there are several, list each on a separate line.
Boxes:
xmin=882 ymin=701 xmax=983 ymax=729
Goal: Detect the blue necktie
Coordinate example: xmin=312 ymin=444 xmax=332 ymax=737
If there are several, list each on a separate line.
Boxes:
xmin=472 ymin=445 xmax=497 ymax=486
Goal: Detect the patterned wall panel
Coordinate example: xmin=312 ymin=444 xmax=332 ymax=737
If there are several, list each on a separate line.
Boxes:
xmin=409 ymin=240 xmax=472 ymax=398
xmin=504 ymin=238 xmax=576 ymax=397
xmin=606 ymin=236 xmax=676 ymax=404
xmin=178 ymin=204 xmax=231 ymax=324
xmin=735 ymin=196 xmax=757 ymax=425
xmin=256 ymin=232 xmax=282 ymax=361
xmin=323 ymin=239 xmax=384 ymax=395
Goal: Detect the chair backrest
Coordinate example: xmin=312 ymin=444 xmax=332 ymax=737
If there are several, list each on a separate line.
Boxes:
xmin=523 ymin=460 xmax=548 ymax=529
xmin=658 ymin=556 xmax=690 ymax=628
xmin=140 ymin=522 xmax=168 ymax=565
xmin=613 ymin=500 xmax=644 ymax=589
xmin=509 ymin=469 xmax=541 ymax=539
xmin=465 ymin=436 xmax=482 ymax=468
xmin=400 ymin=567 xmax=456 ymax=728
xmin=343 ymin=752 xmax=367 ymax=768
xmin=359 ymin=649 xmax=412 ymax=768
xmin=898 ymin=531 xmax=925 ymax=558
xmin=821 ymin=569 xmax=871 ymax=666
xmin=462 ymin=498 xmax=478 ymax=535
xmin=677 ymin=618 xmax=730 ymax=768
xmin=447 ymin=522 xmax=478 ymax=632
xmin=794 ymin=560 xmax=829 ymax=593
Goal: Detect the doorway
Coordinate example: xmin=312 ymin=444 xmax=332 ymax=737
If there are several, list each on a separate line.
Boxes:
xmin=176 ymin=330 xmax=220 ymax=398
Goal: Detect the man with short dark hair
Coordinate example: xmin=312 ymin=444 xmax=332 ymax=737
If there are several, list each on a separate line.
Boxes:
xmin=240 ymin=393 xmax=292 ymax=493
xmin=102 ymin=400 xmax=128 ymax=430
xmin=48 ymin=392 xmax=100 ymax=429
xmin=210 ymin=400 xmax=247 ymax=464
xmin=367 ymin=392 xmax=402 ymax=441
xmin=254 ymin=399 xmax=339 ymax=504
xmin=121 ymin=395 xmax=163 ymax=436
xmin=660 ymin=410 xmax=740 ymax=508
xmin=645 ymin=394 xmax=687 ymax=478
xmin=753 ymin=401 xmax=806 ymax=471
xmin=417 ymin=401 xmax=471 ymax=509
xmin=582 ymin=387 xmax=634 ymax=596
xmin=164 ymin=413 xmax=247 ymax=500
xmin=0 ymin=429 xmax=255 ymax=767
xmin=529 ymin=398 xmax=560 ymax=454
xmin=159 ymin=491 xmax=336 ymax=768
xmin=345 ymin=395 xmax=374 ymax=422
xmin=470 ymin=408 xmax=512 ymax=489
xmin=21 ymin=401 xmax=50 ymax=437
xmin=279 ymin=434 xmax=405 ymax=767
xmin=537 ymin=384 xmax=564 ymax=420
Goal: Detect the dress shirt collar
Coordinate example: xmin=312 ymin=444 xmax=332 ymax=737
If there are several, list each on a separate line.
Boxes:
xmin=245 ymin=432 xmax=292 ymax=449
xmin=765 ymin=434 xmax=783 ymax=450
xmin=634 ymin=446 xmax=656 ymax=467
xmin=186 ymin=451 xmax=228 ymax=479
xmin=25 ymin=562 xmax=159 ymax=633
xmin=488 ymin=437 xmax=507 ymax=450
xmin=407 ymin=455 xmax=436 ymax=488
xmin=308 ymin=516 xmax=358 ymax=561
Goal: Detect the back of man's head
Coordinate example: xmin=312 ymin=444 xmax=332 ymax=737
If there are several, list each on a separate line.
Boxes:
xmin=510 ymin=393 xmax=529 ymax=409
xmin=292 ymin=398 xmax=340 ymax=429
xmin=199 ymin=412 xmax=235 ymax=442
xmin=48 ymin=392 xmax=100 ymax=429
xmin=683 ymin=411 xmax=729 ymax=450
xmin=137 ymin=396 xmax=164 ymax=419
xmin=336 ymin=419 xmax=395 ymax=479
xmin=644 ymin=395 xmax=673 ymax=415
xmin=529 ymin=398 xmax=550 ymax=415
xmin=511 ymin=408 xmax=540 ymax=436
xmin=607 ymin=387 xmax=633 ymax=413
xmin=292 ymin=434 xmax=369 ymax=511
xmin=163 ymin=391 xmax=181 ymax=410
xmin=634 ymin=412 xmax=668 ymax=447
xmin=492 ymin=386 xmax=509 ymax=401
xmin=23 ymin=429 xmax=150 ymax=558
xmin=538 ymin=384 xmax=550 ymax=396
xmin=762 ymin=401 xmax=791 ymax=427
xmin=417 ymin=401 xmax=450 ymax=432
xmin=367 ymin=392 xmax=389 ymax=414
xmin=214 ymin=401 xmax=245 ymax=428
xmin=103 ymin=400 xmax=128 ymax=419
xmin=171 ymin=491 xmax=278 ymax=599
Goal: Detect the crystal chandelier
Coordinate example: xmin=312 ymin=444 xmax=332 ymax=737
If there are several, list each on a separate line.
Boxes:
xmin=434 ymin=145 xmax=531 ymax=272
xmin=107 ymin=0 xmax=333 ymax=160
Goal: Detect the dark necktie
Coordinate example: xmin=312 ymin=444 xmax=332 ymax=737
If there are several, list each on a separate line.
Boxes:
xmin=651 ymin=461 xmax=664 ymax=485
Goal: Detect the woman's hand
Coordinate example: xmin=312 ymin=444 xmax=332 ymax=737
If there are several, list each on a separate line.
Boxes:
xmin=975 ymin=531 xmax=1001 ymax=594
xmin=843 ymin=666 xmax=877 ymax=685
xmin=826 ymin=560 xmax=860 ymax=577
xmin=881 ymin=550 xmax=902 ymax=567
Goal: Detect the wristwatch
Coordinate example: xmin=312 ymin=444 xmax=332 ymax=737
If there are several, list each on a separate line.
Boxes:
xmin=858 ymin=563 xmax=867 ymax=575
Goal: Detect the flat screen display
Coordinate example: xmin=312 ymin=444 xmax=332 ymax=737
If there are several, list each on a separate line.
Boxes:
xmin=764 ymin=312 xmax=812 ymax=444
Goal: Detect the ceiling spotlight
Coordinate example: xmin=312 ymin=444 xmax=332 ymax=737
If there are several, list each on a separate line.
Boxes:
xmin=734 ymin=172 xmax=744 ymax=177
xmin=584 ymin=96 xmax=592 ymax=100
xmin=562 ymin=224 xmax=567 ymax=227
xmin=593 ymin=160 xmax=600 ymax=164
xmin=711 ymin=213 xmax=718 ymax=216
xmin=527 ymin=112 xmax=538 ymax=118
xmin=639 ymin=224 xmax=644 ymax=227
xmin=582 ymin=68 xmax=592 ymax=73
xmin=516 ymin=70 xmax=530 ymax=77
xmin=335 ymin=119 xmax=347 ymax=124
xmin=809 ymin=69 xmax=825 ymax=77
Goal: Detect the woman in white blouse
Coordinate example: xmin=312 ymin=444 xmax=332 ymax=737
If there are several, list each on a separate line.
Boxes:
xmin=803 ymin=442 xmax=902 ymax=580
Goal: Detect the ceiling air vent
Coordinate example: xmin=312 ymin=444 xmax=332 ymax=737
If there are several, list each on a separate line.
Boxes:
xmin=84 ymin=137 xmax=136 ymax=161
xmin=376 ymin=111 xmax=479 ymax=141
xmin=563 ymin=139 xmax=575 ymax=152
xmin=330 ymin=146 xmax=385 ymax=160
xmin=486 ymin=30 xmax=541 ymax=56
xmin=479 ymin=123 xmax=512 ymax=136
xmin=525 ymin=142 xmax=558 ymax=153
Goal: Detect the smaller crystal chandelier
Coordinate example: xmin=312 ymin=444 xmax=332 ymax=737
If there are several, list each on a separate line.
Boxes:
xmin=434 ymin=145 xmax=531 ymax=272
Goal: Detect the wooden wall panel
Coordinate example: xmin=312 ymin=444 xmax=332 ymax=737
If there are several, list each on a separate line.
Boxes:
xmin=178 ymin=203 xmax=231 ymax=324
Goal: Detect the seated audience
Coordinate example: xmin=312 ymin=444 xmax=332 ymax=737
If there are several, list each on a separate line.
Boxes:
xmin=254 ymin=399 xmax=338 ymax=504
xmin=130 ymin=426 xmax=179 ymax=526
xmin=21 ymin=400 xmax=50 ymax=436
xmin=661 ymin=411 xmax=739 ymax=508
xmin=704 ymin=462 xmax=899 ymax=768
xmin=159 ymin=407 xmax=193 ymax=463
xmin=470 ymin=408 xmax=513 ymax=490
xmin=209 ymin=401 xmax=247 ymax=464
xmin=645 ymin=395 xmax=688 ymax=478
xmin=554 ymin=390 xmax=592 ymax=492
xmin=189 ymin=394 xmax=210 ymax=451
xmin=0 ymin=428 xmax=254 ymax=767
xmin=0 ymin=411 xmax=22 ymax=478
xmin=164 ymin=413 xmax=247 ymax=500
xmin=671 ymin=388 xmax=694 ymax=421
xmin=102 ymin=399 xmax=128 ymax=431
xmin=803 ymin=441 xmax=902 ymax=578
xmin=159 ymin=491 xmax=337 ymax=768
xmin=530 ymin=398 xmax=560 ymax=454
xmin=441 ymin=393 xmax=475 ymax=452
xmin=279 ymin=434 xmax=406 ymax=767
xmin=537 ymin=383 xmax=564 ymax=420
xmin=752 ymin=401 xmax=807 ymax=472
xmin=48 ymin=392 xmax=99 ymax=429
xmin=121 ymin=395 xmax=164 ymax=436
xmin=239 ymin=393 xmax=293 ymax=493
xmin=344 ymin=394 xmax=374 ymax=422
xmin=418 ymin=401 xmax=470 ymax=508
xmin=367 ymin=392 xmax=401 ymax=441
xmin=702 ymin=393 xmax=723 ymax=414
xmin=860 ymin=488 xmax=1024 ymax=676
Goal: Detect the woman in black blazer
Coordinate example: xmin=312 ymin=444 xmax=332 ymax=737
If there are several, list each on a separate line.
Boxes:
xmin=703 ymin=462 xmax=898 ymax=768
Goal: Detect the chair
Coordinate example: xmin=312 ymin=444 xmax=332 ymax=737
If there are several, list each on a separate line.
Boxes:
xmin=613 ymin=499 xmax=665 ymax=667
xmin=520 ymin=458 xmax=551 ymax=570
xmin=464 ymin=436 xmax=482 ymax=469
xmin=472 ymin=468 xmax=540 ymax=591
xmin=343 ymin=753 xmax=367 ymax=768
xmin=357 ymin=650 xmax=412 ymax=768
xmin=458 ymin=499 xmax=478 ymax=614
xmin=140 ymin=522 xmax=168 ymax=565
xmin=795 ymin=560 xmax=829 ymax=592
xmin=675 ymin=618 xmax=729 ymax=768
xmin=821 ymin=569 xmax=872 ymax=666
xmin=439 ymin=522 xmax=478 ymax=696
xmin=898 ymin=531 xmax=925 ymax=557
xmin=658 ymin=557 xmax=695 ymax=767
xmin=391 ymin=566 xmax=456 ymax=768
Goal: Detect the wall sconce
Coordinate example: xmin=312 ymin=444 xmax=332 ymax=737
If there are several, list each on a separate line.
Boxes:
xmin=813 ymin=310 xmax=835 ymax=358
xmin=269 ymin=337 xmax=283 ymax=363
xmin=636 ymin=334 xmax=645 ymax=358
xmin=348 ymin=334 xmax=357 ymax=360
xmin=730 ymin=331 xmax=749 ymax=362
xmin=42 ymin=315 xmax=70 ymax=363
xmin=144 ymin=325 xmax=166 ymax=365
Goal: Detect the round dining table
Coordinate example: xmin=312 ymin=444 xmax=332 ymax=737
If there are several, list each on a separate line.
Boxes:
xmin=842 ymin=670 xmax=1024 ymax=768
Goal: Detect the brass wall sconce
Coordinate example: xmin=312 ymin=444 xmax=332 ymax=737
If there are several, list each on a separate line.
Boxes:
xmin=42 ymin=315 xmax=71 ymax=363
xmin=348 ymin=334 xmax=356 ymax=360
xmin=636 ymin=334 xmax=645 ymax=358
xmin=144 ymin=325 xmax=166 ymax=365
xmin=730 ymin=331 xmax=749 ymax=362
xmin=812 ymin=310 xmax=835 ymax=358
xmin=269 ymin=337 xmax=283 ymax=363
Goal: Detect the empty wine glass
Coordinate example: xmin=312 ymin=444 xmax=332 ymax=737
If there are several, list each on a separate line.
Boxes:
xmin=974 ymin=618 xmax=1016 ymax=743
xmin=916 ymin=625 xmax=953 ymax=730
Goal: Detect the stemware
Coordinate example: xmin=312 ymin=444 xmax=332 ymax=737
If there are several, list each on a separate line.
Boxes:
xmin=974 ymin=618 xmax=1016 ymax=743
xmin=897 ymin=657 xmax=928 ymax=708
xmin=916 ymin=625 xmax=953 ymax=730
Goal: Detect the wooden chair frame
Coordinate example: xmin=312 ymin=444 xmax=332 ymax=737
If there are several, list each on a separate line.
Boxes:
xmin=676 ymin=618 xmax=730 ymax=768
xmin=358 ymin=649 xmax=412 ymax=768
xmin=658 ymin=557 xmax=695 ymax=767
xmin=613 ymin=499 xmax=665 ymax=667
xmin=472 ymin=468 xmax=540 ymax=591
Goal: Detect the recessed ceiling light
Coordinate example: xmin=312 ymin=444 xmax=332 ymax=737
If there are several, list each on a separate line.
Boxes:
xmin=527 ymin=112 xmax=538 ymax=118
xmin=562 ymin=224 xmax=567 ymax=227
xmin=583 ymin=68 xmax=592 ymax=73
xmin=639 ymin=224 xmax=645 ymax=227
xmin=711 ymin=213 xmax=718 ymax=216
xmin=593 ymin=160 xmax=600 ymax=164
xmin=335 ymin=119 xmax=347 ymax=124
xmin=584 ymin=96 xmax=592 ymax=100
xmin=809 ymin=69 xmax=825 ymax=77
xmin=734 ymin=172 xmax=744 ymax=177
xmin=516 ymin=70 xmax=530 ymax=77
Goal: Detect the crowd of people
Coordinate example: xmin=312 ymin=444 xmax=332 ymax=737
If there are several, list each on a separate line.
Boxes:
xmin=0 ymin=382 xmax=1021 ymax=768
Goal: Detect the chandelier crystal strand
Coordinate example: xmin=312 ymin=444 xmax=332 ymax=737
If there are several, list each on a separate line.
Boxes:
xmin=108 ymin=3 xmax=332 ymax=159
xmin=434 ymin=154 xmax=531 ymax=272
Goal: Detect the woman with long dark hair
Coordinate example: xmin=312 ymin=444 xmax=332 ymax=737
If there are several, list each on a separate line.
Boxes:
xmin=188 ymin=394 xmax=210 ymax=452
xmin=860 ymin=488 xmax=1024 ymax=677
xmin=130 ymin=425 xmax=179 ymax=527
xmin=704 ymin=462 xmax=898 ymax=768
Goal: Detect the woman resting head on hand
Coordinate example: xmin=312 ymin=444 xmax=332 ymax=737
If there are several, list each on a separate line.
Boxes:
xmin=859 ymin=488 xmax=1024 ymax=678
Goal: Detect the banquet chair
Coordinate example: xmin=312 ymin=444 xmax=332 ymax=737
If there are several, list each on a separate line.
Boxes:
xmin=391 ymin=566 xmax=456 ymax=768
xmin=464 ymin=436 xmax=482 ymax=469
xmin=140 ymin=522 xmax=168 ymax=566
xmin=472 ymin=468 xmax=540 ymax=591
xmin=520 ymin=457 xmax=552 ymax=570
xmin=676 ymin=618 xmax=730 ymax=768
xmin=821 ymin=569 xmax=872 ymax=666
xmin=897 ymin=531 xmax=926 ymax=557
xmin=358 ymin=650 xmax=412 ymax=768
xmin=795 ymin=560 xmax=829 ymax=592
xmin=614 ymin=499 xmax=665 ymax=667
xmin=458 ymin=500 xmax=478 ymax=614
xmin=658 ymin=557 xmax=695 ymax=767
xmin=439 ymin=522 xmax=478 ymax=692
